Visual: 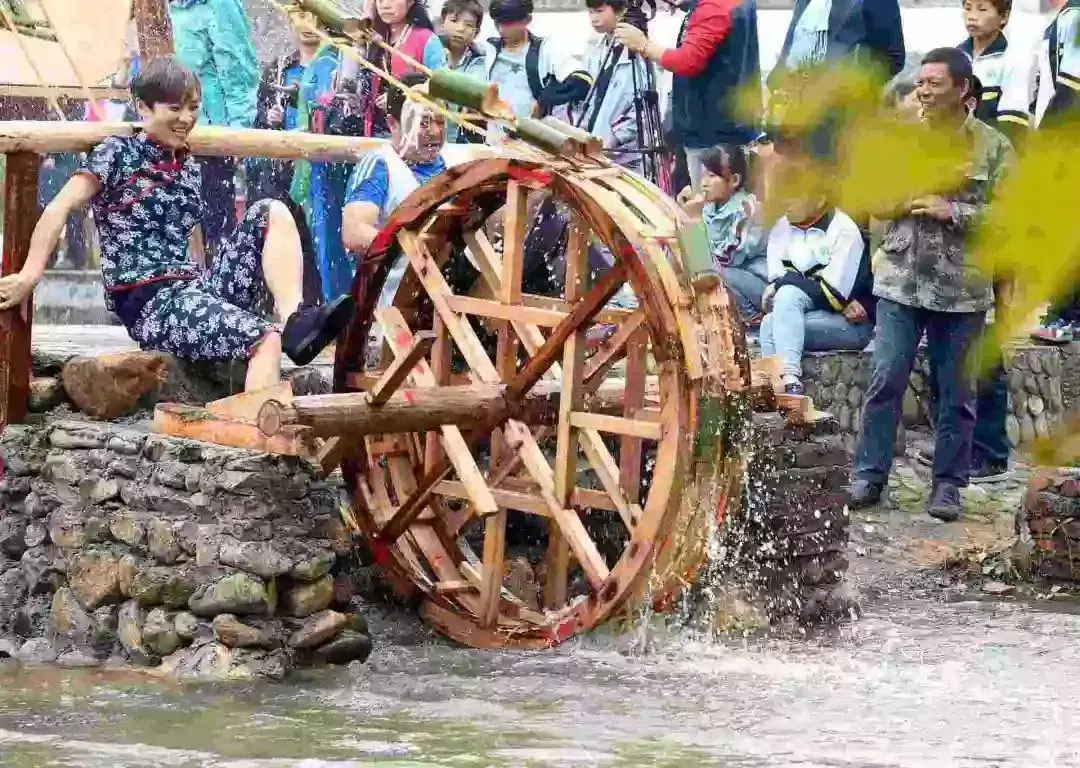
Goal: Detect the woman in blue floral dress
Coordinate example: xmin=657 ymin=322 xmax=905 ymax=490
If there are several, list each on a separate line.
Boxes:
xmin=0 ymin=58 xmax=353 ymax=393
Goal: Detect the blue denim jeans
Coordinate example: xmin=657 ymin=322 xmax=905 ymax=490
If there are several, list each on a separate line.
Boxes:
xmin=928 ymin=361 xmax=1011 ymax=466
xmin=760 ymin=284 xmax=873 ymax=377
xmin=854 ymin=299 xmax=985 ymax=488
xmin=719 ymin=257 xmax=769 ymax=322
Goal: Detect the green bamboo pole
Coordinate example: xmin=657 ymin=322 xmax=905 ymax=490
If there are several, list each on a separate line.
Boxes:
xmin=296 ymin=0 xmax=361 ymax=35
xmin=677 ymin=220 xmax=720 ymax=291
xmin=428 ymin=70 xmax=515 ymax=122
xmin=511 ymin=118 xmax=582 ymax=157
xmin=540 ymin=116 xmax=603 ymax=155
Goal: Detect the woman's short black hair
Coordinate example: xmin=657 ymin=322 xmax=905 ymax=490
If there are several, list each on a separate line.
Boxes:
xmin=131 ymin=56 xmax=201 ymax=107
xmin=585 ymin=0 xmax=628 ymax=11
xmin=490 ymin=0 xmax=533 ymax=23
xmin=701 ymin=144 xmax=749 ymax=190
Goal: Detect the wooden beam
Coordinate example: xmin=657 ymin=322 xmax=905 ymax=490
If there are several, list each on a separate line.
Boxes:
xmin=480 ymin=509 xmax=507 ymax=626
xmin=366 ymin=330 xmax=434 ymax=405
xmin=0 ymin=152 xmax=40 ymax=426
xmin=500 ymin=180 xmax=528 ymax=305
xmin=207 ymin=382 xmax=293 ymax=422
xmin=425 ymin=315 xmax=451 ymax=473
xmin=152 ymin=404 xmax=317 ymax=457
xmin=436 ymin=478 xmax=620 ymax=515
xmin=582 ymin=310 xmax=646 ymax=387
xmin=133 ymin=0 xmax=174 ymax=61
xmin=568 ymin=411 xmax=663 ymax=441
xmin=0 ymin=122 xmax=395 ymax=162
xmin=620 ymin=329 xmax=648 ymax=504
xmin=315 ymin=436 xmax=355 ymax=475
xmin=0 ymin=85 xmax=130 ymax=100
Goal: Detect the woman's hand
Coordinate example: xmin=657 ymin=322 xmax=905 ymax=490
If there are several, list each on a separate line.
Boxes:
xmin=761 ymin=283 xmax=777 ymax=314
xmin=0 ymin=271 xmax=40 ymax=311
xmin=843 ymin=299 xmax=868 ymax=323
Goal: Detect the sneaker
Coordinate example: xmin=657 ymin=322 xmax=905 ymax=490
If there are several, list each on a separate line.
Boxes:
xmin=926 ymin=483 xmax=962 ymax=522
xmin=849 ymin=479 xmax=883 ymax=509
xmin=282 ymin=294 xmax=356 ymax=366
xmin=781 ymin=375 xmax=804 ymax=396
xmin=1031 ymin=319 xmax=1074 ymax=345
xmin=969 ymin=460 xmax=1010 ymax=484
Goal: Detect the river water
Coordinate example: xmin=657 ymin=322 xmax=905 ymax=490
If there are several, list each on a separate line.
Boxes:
xmin=1 ymin=595 xmax=1078 ymax=767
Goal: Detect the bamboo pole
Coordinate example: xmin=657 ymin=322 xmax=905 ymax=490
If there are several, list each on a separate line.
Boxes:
xmin=133 ymin=0 xmax=174 ymax=61
xmin=0 ymin=152 xmax=41 ymax=425
xmin=0 ymin=121 xmax=398 ymax=161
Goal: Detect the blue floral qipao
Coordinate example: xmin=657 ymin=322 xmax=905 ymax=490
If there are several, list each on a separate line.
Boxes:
xmin=81 ymin=133 xmax=276 ymax=361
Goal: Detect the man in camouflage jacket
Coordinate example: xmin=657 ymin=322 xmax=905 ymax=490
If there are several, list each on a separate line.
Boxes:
xmin=851 ymin=47 xmax=1016 ymax=521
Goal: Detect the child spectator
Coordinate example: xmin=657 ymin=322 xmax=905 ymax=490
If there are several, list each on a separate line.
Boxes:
xmin=482 ymin=0 xmax=593 ymax=120
xmin=957 ymin=0 xmax=1033 ymax=141
xmin=572 ymin=0 xmax=656 ymax=172
xmin=439 ymin=0 xmax=486 ymax=142
xmin=1033 ymin=0 xmax=1079 ymax=130
xmin=677 ymin=145 xmax=766 ymax=325
xmin=759 ymin=193 xmax=873 ymax=395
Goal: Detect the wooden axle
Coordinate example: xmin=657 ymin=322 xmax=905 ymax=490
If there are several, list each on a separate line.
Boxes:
xmin=257 ymin=384 xmax=522 ymax=438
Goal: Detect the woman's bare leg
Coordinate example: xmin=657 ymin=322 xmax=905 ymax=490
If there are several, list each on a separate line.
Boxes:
xmin=261 ymin=200 xmax=304 ymax=322
xmin=246 ymin=331 xmax=283 ymax=391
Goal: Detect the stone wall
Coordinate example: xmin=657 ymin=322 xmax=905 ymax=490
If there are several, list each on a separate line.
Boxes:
xmin=1023 ymin=468 xmax=1080 ymax=583
xmin=0 ymin=420 xmax=371 ymax=679
xmin=799 ymin=344 xmax=1066 ymax=449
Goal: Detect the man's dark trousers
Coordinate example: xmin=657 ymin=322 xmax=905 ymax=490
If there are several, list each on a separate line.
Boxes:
xmin=854 ymin=298 xmax=985 ymax=488
xmin=927 ymin=363 xmax=1011 ymax=467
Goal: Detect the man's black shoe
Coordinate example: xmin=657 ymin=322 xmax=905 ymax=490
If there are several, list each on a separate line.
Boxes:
xmin=969 ymin=460 xmax=1010 ymax=484
xmin=926 ymin=483 xmax=962 ymax=522
xmin=282 ymin=294 xmax=355 ymax=366
xmin=849 ymin=479 xmax=883 ymax=509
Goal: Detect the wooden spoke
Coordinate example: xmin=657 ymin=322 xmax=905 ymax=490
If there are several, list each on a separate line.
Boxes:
xmin=367 ymin=331 xmax=435 ymax=405
xmin=582 ymin=310 xmax=647 ymax=387
xmin=620 ymin=329 xmax=648 ymax=503
xmin=425 ymin=315 xmax=451 ymax=473
xmin=480 ymin=509 xmax=508 ymax=626
xmin=501 ymin=179 xmax=528 ymax=305
xmin=568 ymin=412 xmax=663 ymax=441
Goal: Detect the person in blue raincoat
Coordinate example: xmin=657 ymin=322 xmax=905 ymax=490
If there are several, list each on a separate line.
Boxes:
xmin=169 ymin=0 xmax=259 ymax=246
xmin=286 ymin=22 xmax=355 ymax=304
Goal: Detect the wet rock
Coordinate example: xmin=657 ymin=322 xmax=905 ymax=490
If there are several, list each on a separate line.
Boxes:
xmin=0 ymin=516 xmax=28 ymax=559
xmin=14 ymin=637 xmax=58 ymax=663
xmin=61 ymin=351 xmax=169 ymax=420
xmin=290 ymin=549 xmax=334 ymax=582
xmin=49 ymin=426 xmax=107 ymax=450
xmin=282 ymin=575 xmax=333 ymax=617
xmin=143 ymin=608 xmax=180 ymax=656
xmin=56 ymin=649 xmax=101 ymax=668
xmin=43 ymin=454 xmax=81 ymax=485
xmin=157 ymin=640 xmax=290 ymax=681
xmin=21 ymin=546 xmax=64 ymax=595
xmin=502 ymin=557 xmax=540 ymax=612
xmin=218 ymin=538 xmax=293 ymax=580
xmin=68 ymin=550 xmax=125 ymax=610
xmin=14 ymin=595 xmax=51 ymax=638
xmin=80 ymin=477 xmax=120 ymax=506
xmin=147 ymin=520 xmax=182 ymax=565
xmin=212 ymin=613 xmax=276 ymax=649
xmin=106 ymin=437 xmax=142 ymax=456
xmin=174 ymin=611 xmax=199 ymax=642
xmin=24 ymin=489 xmax=61 ymax=520
xmin=51 ymin=587 xmax=92 ymax=644
xmin=982 ymin=580 xmax=1015 ymax=596
xmin=0 ymin=639 xmax=18 ymax=658
xmin=117 ymin=601 xmax=152 ymax=663
xmin=312 ymin=630 xmax=372 ymax=665
xmin=288 ymin=609 xmax=347 ymax=649
xmin=130 ymin=565 xmax=199 ymax=608
xmin=91 ymin=605 xmax=120 ymax=651
xmin=189 ymin=572 xmax=271 ymax=617
xmin=28 ymin=377 xmax=66 ymax=412
xmin=109 ymin=513 xmax=146 ymax=550
xmin=24 ymin=523 xmax=47 ymax=549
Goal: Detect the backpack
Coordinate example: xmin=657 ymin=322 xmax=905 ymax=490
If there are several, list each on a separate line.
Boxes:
xmin=487 ymin=32 xmax=549 ymax=100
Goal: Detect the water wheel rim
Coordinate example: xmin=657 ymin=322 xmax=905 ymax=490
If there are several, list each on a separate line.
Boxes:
xmin=333 ymin=157 xmax=718 ymax=648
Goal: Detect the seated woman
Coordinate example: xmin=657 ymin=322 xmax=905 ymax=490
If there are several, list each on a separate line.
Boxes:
xmin=0 ymin=57 xmax=353 ymax=393
xmin=759 ymin=194 xmax=874 ymax=395
xmin=677 ymin=144 xmax=766 ymax=326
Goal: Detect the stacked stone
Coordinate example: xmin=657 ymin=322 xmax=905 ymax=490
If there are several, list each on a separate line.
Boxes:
xmin=1005 ymin=346 xmax=1065 ymax=445
xmin=795 ymin=344 xmax=1065 ymax=446
xmin=717 ymin=413 xmax=855 ymax=624
xmin=0 ymin=420 xmax=371 ymax=679
xmin=1022 ymin=468 xmax=1080 ymax=582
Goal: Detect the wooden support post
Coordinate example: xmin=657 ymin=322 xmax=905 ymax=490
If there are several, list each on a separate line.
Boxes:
xmin=619 ymin=329 xmax=648 ymax=504
xmin=366 ymin=330 xmax=434 ymax=405
xmin=0 ymin=152 xmax=40 ymax=426
xmin=134 ymin=0 xmax=175 ymax=61
xmin=424 ymin=315 xmax=451 ymax=473
xmin=480 ymin=508 xmax=507 ymax=627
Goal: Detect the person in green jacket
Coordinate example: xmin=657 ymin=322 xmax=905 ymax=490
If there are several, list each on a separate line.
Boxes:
xmin=169 ymin=0 xmax=259 ymax=247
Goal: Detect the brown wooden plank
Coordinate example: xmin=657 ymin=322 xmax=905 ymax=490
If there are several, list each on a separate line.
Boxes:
xmin=367 ymin=330 xmax=435 ymax=405
xmin=316 ymin=436 xmax=355 ymax=475
xmin=425 ymin=314 xmax=451 ymax=473
xmin=435 ymin=580 xmax=476 ymax=595
xmin=568 ymin=411 xmax=663 ymax=441
xmin=619 ymin=329 xmax=648 ymax=504
xmin=0 ymin=152 xmax=40 ymax=426
xmin=152 ymin=403 xmax=316 ymax=457
xmin=445 ymin=294 xmax=569 ymax=327
xmin=480 ymin=508 xmax=507 ymax=626
xmin=500 ymin=180 xmax=528 ymax=305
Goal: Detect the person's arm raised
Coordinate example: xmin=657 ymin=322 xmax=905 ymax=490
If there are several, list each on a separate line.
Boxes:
xmin=0 ymin=173 xmax=100 ymax=311
xmin=342 ymin=201 xmax=382 ymax=253
xmin=614 ymin=0 xmax=733 ymax=77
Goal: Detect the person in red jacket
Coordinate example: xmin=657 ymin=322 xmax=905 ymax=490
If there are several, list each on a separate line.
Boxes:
xmin=614 ymin=0 xmax=762 ymax=191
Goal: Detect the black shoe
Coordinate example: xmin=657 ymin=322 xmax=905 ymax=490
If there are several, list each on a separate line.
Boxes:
xmin=849 ymin=479 xmax=883 ymax=509
xmin=282 ymin=294 xmax=355 ymax=366
xmin=969 ymin=460 xmax=1010 ymax=484
xmin=927 ymin=483 xmax=962 ymax=522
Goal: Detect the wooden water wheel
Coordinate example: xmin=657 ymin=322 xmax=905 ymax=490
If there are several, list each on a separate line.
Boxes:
xmin=329 ymin=155 xmax=752 ymax=649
